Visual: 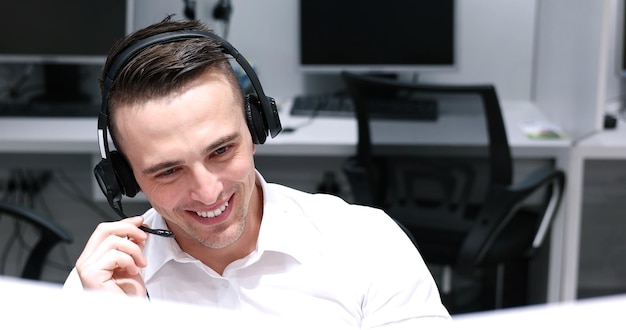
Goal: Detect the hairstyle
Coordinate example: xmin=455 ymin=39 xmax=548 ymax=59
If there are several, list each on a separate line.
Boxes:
xmin=101 ymin=15 xmax=243 ymax=150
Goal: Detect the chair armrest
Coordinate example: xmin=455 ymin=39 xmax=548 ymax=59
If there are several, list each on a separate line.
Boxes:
xmin=0 ymin=202 xmax=73 ymax=243
xmin=508 ymin=167 xmax=566 ymax=251
xmin=508 ymin=167 xmax=565 ymax=202
xmin=455 ymin=166 xmax=565 ymax=273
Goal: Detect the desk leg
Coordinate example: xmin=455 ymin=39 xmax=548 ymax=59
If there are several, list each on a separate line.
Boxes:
xmin=558 ymin=147 xmax=583 ymax=302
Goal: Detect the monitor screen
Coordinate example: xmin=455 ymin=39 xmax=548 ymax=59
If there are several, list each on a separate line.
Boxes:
xmin=299 ymin=0 xmax=456 ymax=73
xmin=0 ymin=0 xmax=133 ymax=104
xmin=0 ymin=0 xmax=132 ymax=65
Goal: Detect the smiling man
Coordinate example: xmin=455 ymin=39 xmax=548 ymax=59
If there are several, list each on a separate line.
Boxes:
xmin=63 ymin=16 xmax=451 ymax=327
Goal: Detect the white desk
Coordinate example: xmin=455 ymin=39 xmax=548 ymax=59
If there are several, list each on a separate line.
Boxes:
xmin=0 ymin=276 xmax=300 ymax=329
xmin=451 ymin=293 xmax=626 ymax=329
xmin=0 ymin=100 xmax=572 ymax=302
xmin=0 ymin=100 xmax=569 ymax=155
xmin=259 ymin=100 xmax=570 ymax=157
xmin=4 ymin=274 xmax=626 ymax=329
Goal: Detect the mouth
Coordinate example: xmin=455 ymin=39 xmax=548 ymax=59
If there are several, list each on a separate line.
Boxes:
xmin=195 ymin=201 xmax=229 ymax=219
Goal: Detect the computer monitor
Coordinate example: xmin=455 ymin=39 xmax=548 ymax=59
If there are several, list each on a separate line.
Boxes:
xmin=0 ymin=0 xmax=133 ymax=102
xmin=298 ymin=0 xmax=456 ymax=74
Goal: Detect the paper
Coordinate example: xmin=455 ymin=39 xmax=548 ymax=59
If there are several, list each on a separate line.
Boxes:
xmin=520 ymin=120 xmax=565 ymax=139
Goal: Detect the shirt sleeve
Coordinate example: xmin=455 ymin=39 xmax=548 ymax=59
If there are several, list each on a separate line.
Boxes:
xmin=62 ymin=267 xmax=85 ymax=292
xmin=358 ymin=210 xmax=452 ymax=328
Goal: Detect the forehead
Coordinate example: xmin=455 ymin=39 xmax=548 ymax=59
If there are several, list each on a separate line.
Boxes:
xmin=112 ymin=71 xmax=244 ymax=147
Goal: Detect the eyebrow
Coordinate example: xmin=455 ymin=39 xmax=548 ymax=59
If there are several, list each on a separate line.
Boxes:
xmin=141 ymin=132 xmax=241 ymax=176
xmin=142 ymin=160 xmax=183 ymax=176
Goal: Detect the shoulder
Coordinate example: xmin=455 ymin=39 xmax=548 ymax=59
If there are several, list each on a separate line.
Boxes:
xmin=267 ymin=182 xmax=386 ymax=218
xmin=266 ymin=183 xmax=403 ymax=241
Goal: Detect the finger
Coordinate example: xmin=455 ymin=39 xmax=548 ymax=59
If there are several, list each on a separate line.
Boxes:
xmin=80 ymin=234 xmax=147 ymax=269
xmin=79 ymin=217 xmax=147 ymax=258
xmin=82 ymin=248 xmax=142 ymax=278
xmin=79 ymin=249 xmax=145 ymax=292
xmin=113 ymin=276 xmax=148 ymax=297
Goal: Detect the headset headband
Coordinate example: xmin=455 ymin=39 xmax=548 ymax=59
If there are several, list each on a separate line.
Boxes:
xmin=97 ymin=30 xmax=280 ymax=161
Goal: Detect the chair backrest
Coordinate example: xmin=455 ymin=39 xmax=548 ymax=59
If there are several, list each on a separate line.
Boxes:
xmin=340 ymin=73 xmax=567 ymax=312
xmin=340 ymin=72 xmax=565 ymax=269
xmin=0 ymin=201 xmax=73 ymax=280
xmin=341 ymin=72 xmax=513 ymax=209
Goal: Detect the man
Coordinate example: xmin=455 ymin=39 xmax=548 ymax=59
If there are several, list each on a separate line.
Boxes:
xmin=63 ymin=16 xmax=451 ymax=327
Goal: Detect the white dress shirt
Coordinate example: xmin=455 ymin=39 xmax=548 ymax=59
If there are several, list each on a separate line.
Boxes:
xmin=64 ymin=172 xmax=450 ymax=328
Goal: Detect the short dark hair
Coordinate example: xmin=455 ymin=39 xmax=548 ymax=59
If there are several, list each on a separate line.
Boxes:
xmin=102 ymin=15 xmax=243 ymax=149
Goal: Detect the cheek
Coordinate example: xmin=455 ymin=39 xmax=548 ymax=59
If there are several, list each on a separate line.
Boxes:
xmin=221 ymin=152 xmax=257 ymax=199
xmin=224 ymin=158 xmax=256 ymax=194
xmin=140 ymin=180 xmax=182 ymax=211
xmin=225 ymin=145 xmax=257 ymax=179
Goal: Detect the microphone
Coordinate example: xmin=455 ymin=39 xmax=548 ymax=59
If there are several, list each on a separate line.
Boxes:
xmin=139 ymin=224 xmax=175 ymax=238
xmin=111 ymin=200 xmax=174 ymax=238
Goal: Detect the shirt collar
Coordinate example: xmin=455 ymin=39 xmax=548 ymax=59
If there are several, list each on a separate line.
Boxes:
xmin=142 ymin=170 xmax=322 ymax=283
xmin=142 ymin=210 xmax=195 ymax=283
xmin=256 ymin=171 xmax=323 ymax=265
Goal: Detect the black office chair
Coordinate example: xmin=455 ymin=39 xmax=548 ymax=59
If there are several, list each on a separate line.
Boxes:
xmin=0 ymin=201 xmax=73 ymax=280
xmin=340 ymin=72 xmax=566 ymax=314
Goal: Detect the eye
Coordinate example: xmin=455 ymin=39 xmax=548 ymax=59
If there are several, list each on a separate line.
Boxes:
xmin=157 ymin=167 xmax=178 ymax=178
xmin=214 ymin=145 xmax=229 ymax=156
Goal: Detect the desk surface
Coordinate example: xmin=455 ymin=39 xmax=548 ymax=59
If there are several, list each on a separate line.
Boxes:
xmin=0 ymin=100 xmax=570 ymax=156
xmin=575 ymin=120 xmax=626 ymax=158
xmin=0 ymin=276 xmax=300 ymax=329
xmin=451 ymin=294 xmax=626 ymax=329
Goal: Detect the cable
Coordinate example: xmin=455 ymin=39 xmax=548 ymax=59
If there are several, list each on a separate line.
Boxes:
xmin=182 ymin=0 xmax=196 ymax=20
xmin=52 ymin=169 xmax=116 ymax=220
xmin=213 ymin=0 xmax=233 ymax=39
xmin=281 ymin=115 xmax=317 ymax=133
xmin=0 ymin=168 xmax=74 ymax=280
xmin=0 ymin=64 xmax=35 ymax=100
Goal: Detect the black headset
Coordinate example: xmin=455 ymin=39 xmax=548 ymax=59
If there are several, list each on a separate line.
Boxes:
xmin=94 ymin=29 xmax=282 ymax=219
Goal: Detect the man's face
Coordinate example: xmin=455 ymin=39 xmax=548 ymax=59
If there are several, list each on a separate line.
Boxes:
xmin=114 ymin=70 xmax=258 ymax=250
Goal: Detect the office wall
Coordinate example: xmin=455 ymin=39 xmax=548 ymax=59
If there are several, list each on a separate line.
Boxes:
xmin=16 ymin=0 xmax=539 ymax=108
xmin=215 ymin=0 xmax=537 ymax=102
xmin=133 ymin=0 xmax=188 ymax=29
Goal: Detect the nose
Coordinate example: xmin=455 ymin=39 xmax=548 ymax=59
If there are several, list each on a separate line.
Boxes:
xmin=189 ymin=165 xmax=222 ymax=205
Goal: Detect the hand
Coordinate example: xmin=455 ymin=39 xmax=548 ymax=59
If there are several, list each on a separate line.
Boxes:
xmin=75 ymin=216 xmax=149 ymax=297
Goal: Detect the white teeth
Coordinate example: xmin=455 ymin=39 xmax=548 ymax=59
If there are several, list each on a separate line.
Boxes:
xmin=196 ymin=202 xmax=228 ymax=218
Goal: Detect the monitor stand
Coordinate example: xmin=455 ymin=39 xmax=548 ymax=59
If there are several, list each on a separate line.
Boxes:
xmin=363 ymin=72 xmax=399 ymax=80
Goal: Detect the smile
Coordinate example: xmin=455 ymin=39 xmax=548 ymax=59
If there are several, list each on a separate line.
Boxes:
xmin=196 ymin=201 xmax=229 ymax=218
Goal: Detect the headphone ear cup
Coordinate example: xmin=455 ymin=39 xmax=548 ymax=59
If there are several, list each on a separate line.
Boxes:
xmin=245 ymin=94 xmax=268 ymax=145
xmin=94 ymin=158 xmax=122 ymax=207
xmin=109 ymin=151 xmax=140 ymax=197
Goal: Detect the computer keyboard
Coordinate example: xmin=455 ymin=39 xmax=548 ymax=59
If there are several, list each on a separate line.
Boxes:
xmin=290 ymin=95 xmax=355 ymax=117
xmin=290 ymin=94 xmax=438 ymax=121
xmin=0 ymin=101 xmax=101 ymax=118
